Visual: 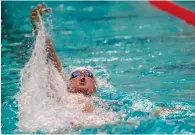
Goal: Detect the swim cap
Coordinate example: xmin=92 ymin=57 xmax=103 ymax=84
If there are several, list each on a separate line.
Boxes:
xmin=70 ymin=66 xmax=94 ymax=74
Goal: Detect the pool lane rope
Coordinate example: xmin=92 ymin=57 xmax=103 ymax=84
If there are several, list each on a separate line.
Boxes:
xmin=149 ymin=0 xmax=195 ymax=26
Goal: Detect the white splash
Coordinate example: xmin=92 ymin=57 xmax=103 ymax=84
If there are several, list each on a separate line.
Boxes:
xmin=16 ymin=13 xmax=118 ymax=133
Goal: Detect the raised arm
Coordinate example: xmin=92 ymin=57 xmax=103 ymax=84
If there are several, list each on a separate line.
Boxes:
xmin=30 ymin=3 xmax=62 ymax=73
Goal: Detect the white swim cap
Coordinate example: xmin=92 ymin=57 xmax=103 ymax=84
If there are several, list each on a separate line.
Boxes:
xmin=71 ymin=66 xmax=94 ymax=74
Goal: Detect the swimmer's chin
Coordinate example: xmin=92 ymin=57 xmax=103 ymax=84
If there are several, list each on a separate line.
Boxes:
xmin=68 ymin=87 xmax=93 ymax=96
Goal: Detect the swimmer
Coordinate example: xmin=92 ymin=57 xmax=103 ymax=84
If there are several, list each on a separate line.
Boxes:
xmin=152 ymin=104 xmax=181 ymax=116
xmin=30 ymin=3 xmax=96 ymax=113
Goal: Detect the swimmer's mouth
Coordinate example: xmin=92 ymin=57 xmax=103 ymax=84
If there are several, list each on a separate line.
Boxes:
xmin=79 ymin=78 xmax=86 ymax=85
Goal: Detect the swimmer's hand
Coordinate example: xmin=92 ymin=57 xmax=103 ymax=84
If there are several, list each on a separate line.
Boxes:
xmin=30 ymin=3 xmax=51 ymax=31
xmin=83 ymin=101 xmax=94 ymax=113
xmin=152 ymin=104 xmax=180 ymax=116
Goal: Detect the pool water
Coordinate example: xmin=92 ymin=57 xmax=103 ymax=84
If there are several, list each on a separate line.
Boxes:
xmin=1 ymin=1 xmax=195 ymax=134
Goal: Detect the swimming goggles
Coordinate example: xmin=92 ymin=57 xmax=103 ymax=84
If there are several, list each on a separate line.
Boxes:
xmin=70 ymin=71 xmax=94 ymax=79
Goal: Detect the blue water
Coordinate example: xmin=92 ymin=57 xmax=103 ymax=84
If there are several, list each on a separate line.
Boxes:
xmin=1 ymin=1 xmax=195 ymax=134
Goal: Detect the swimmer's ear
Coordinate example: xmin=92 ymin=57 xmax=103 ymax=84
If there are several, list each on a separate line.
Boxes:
xmin=95 ymin=80 xmax=98 ymax=88
xmin=94 ymin=79 xmax=96 ymax=85
xmin=67 ymin=85 xmax=70 ymax=91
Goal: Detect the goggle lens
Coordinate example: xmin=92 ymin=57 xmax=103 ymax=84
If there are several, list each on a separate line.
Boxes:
xmin=70 ymin=71 xmax=94 ymax=79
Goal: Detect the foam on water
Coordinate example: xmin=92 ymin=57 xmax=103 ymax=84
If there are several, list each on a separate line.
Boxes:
xmin=15 ymin=13 xmax=118 ymax=133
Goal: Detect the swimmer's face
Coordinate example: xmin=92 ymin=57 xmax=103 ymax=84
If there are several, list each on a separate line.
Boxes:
xmin=68 ymin=69 xmax=96 ymax=96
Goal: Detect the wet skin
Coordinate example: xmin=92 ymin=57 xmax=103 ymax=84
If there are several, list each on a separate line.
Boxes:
xmin=68 ymin=70 xmax=96 ymax=96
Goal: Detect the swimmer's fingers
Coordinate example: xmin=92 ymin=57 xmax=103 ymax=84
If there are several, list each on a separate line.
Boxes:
xmin=34 ymin=4 xmax=44 ymax=12
xmin=31 ymin=4 xmax=42 ymax=16
xmin=30 ymin=10 xmax=38 ymax=19
xmin=40 ymin=8 xmax=51 ymax=16
xmin=43 ymin=8 xmax=51 ymax=13
xmin=31 ymin=3 xmax=46 ymax=17
xmin=30 ymin=4 xmax=51 ymax=21
xmin=30 ymin=8 xmax=51 ymax=19
xmin=30 ymin=4 xmax=41 ymax=20
xmin=36 ymin=7 xmax=51 ymax=16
